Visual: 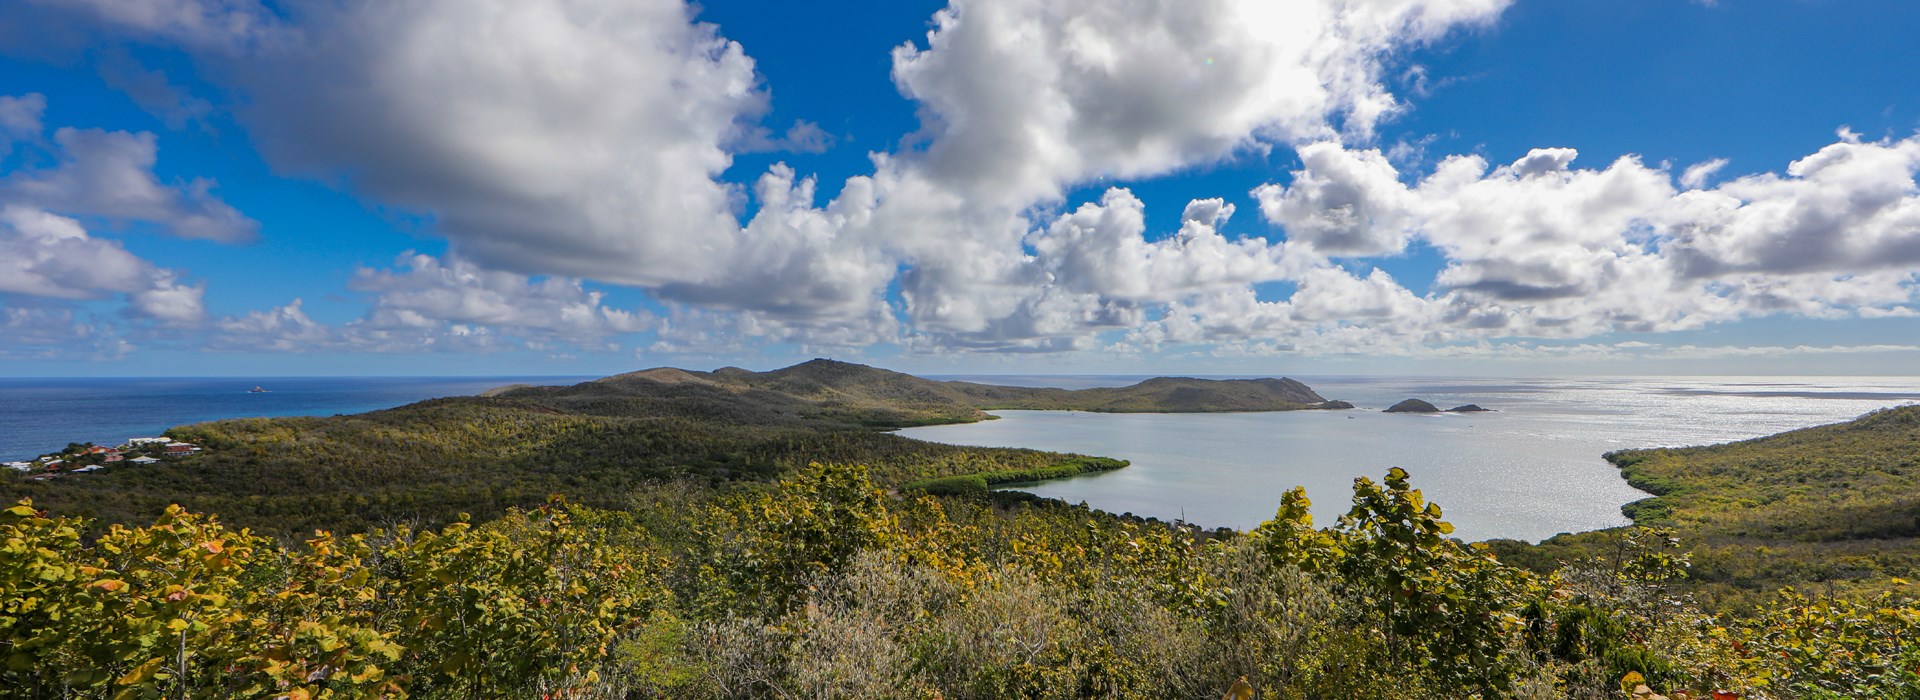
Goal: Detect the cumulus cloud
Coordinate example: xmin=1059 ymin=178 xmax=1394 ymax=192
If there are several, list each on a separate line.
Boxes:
xmin=871 ymin=0 xmax=1509 ymax=343
xmin=1 ymin=122 xmax=256 ymax=242
xmin=349 ymin=253 xmax=652 ymax=343
xmin=0 ymin=205 xmax=205 ymax=324
xmin=30 ymin=0 xmax=1510 ymax=353
xmin=18 ymin=0 xmax=1916 ymax=364
xmin=1254 ymin=142 xmax=1419 ymax=255
xmin=889 ymin=0 xmax=1509 ymax=209
xmin=230 ymin=0 xmax=762 ymax=286
xmin=1233 ymin=135 xmax=1920 ymax=344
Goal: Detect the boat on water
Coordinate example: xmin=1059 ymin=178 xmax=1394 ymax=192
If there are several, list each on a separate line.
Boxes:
xmin=249 ymin=386 xmax=270 ymax=393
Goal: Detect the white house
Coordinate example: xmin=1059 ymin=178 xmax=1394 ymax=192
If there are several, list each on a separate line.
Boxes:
xmin=72 ymin=465 xmax=102 ymax=473
xmin=129 ymin=456 xmax=161 ymax=465
xmin=126 ymin=437 xmax=171 ymax=446
xmin=3 ymin=461 xmax=30 ymax=471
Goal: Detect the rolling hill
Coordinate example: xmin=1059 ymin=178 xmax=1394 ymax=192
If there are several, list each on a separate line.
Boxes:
xmin=0 ymin=359 xmax=1339 ymax=537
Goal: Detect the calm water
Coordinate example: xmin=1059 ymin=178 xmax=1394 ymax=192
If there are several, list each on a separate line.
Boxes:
xmin=900 ymin=376 xmax=1920 ymax=542
xmin=0 ymin=377 xmax=589 ymax=460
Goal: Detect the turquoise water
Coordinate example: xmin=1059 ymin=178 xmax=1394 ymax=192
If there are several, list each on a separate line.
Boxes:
xmin=899 ymin=376 xmax=1920 ymax=542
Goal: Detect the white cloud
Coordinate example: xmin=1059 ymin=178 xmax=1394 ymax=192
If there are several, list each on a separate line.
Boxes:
xmin=0 ymin=205 xmax=205 ymax=324
xmin=1664 ymin=133 xmax=1920 ymax=277
xmin=1232 ymin=135 xmax=1920 ymax=344
xmin=231 ymin=0 xmax=762 ymax=286
xmin=349 ymin=253 xmax=652 ymax=342
xmin=888 ymin=0 xmax=1509 ymax=209
xmin=62 ymin=0 xmax=1508 ymax=353
xmin=1 ymin=124 xmax=256 ymax=242
xmin=1679 ymin=157 xmax=1728 ymax=189
xmin=21 ymin=0 xmax=1919 ymax=364
xmin=871 ymin=0 xmax=1510 ymax=345
xmin=1254 ymin=142 xmax=1420 ymax=255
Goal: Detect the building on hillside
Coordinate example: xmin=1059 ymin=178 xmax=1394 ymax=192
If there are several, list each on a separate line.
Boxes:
xmin=126 ymin=437 xmax=171 ymax=446
xmin=164 ymin=442 xmax=200 ymax=454
xmin=129 ymin=456 xmax=161 ymax=465
xmin=3 ymin=461 xmax=31 ymax=471
xmin=104 ymin=453 xmax=124 ymax=463
xmin=72 ymin=465 xmax=101 ymax=473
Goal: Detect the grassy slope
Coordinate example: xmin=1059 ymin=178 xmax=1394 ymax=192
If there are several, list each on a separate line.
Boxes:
xmin=946 ymin=375 xmax=1334 ymax=412
xmin=1491 ymin=405 xmax=1920 ymax=607
xmin=0 ymin=360 xmax=1337 ymax=538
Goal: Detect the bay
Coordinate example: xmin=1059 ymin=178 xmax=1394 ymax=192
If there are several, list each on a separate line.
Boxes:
xmin=898 ymin=376 xmax=1920 ymax=542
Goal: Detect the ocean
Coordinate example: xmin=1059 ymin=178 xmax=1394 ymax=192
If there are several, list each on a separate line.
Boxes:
xmin=900 ymin=375 xmax=1920 ymax=542
xmin=0 ymin=376 xmax=590 ymax=461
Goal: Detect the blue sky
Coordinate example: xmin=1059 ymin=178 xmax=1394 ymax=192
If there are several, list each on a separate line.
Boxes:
xmin=1 ymin=0 xmax=1918 ymax=376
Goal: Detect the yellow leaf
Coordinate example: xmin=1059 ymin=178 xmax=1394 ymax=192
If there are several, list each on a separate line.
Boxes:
xmin=1223 ymin=676 xmax=1254 ymax=700
xmin=1621 ymin=671 xmax=1646 ymax=693
xmin=92 ymin=579 xmax=128 ymax=593
xmin=116 ymin=657 xmax=164 ymax=686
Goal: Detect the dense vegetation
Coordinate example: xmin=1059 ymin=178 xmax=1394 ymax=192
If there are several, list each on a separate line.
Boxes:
xmin=7 ymin=466 xmax=1915 ymax=699
xmin=3 ymin=362 xmax=1917 ymax=698
xmin=0 ymin=395 xmax=1069 ymax=539
xmin=945 ymin=376 xmax=1339 ymax=412
xmin=1492 ymin=405 xmax=1920 ymax=609
xmin=902 ymin=456 xmax=1130 ymax=495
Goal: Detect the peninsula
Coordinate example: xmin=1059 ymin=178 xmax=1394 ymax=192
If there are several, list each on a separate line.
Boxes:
xmin=0 ymin=359 xmax=1341 ymax=536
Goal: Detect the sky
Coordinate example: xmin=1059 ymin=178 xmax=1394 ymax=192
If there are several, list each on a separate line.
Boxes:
xmin=1 ymin=0 xmax=1918 ymax=377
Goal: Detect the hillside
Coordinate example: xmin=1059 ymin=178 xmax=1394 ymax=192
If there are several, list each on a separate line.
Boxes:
xmin=0 ymin=360 xmax=1337 ymax=537
xmin=947 ymin=375 xmax=1336 ymax=412
xmin=511 ymin=359 xmax=1344 ymax=419
xmin=1493 ymin=404 xmax=1920 ymax=606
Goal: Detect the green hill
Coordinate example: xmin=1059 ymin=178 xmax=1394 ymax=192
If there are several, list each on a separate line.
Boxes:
xmin=948 ymin=375 xmax=1334 ymax=412
xmin=0 ymin=359 xmax=1336 ymax=537
xmin=1493 ymin=404 xmax=1920 ymax=606
xmin=509 ymin=358 xmax=1342 ymax=421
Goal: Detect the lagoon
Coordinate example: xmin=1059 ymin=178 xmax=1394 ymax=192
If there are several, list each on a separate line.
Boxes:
xmin=898 ymin=376 xmax=1920 ymax=542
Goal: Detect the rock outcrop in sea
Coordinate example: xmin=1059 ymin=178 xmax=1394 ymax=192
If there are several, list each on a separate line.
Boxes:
xmin=1384 ymin=399 xmax=1441 ymax=413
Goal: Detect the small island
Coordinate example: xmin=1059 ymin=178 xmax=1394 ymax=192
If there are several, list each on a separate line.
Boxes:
xmin=1384 ymin=398 xmax=1442 ymax=413
xmin=1384 ymin=399 xmax=1495 ymax=414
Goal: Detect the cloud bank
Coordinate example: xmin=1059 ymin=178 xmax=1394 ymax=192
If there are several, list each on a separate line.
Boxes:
xmin=4 ymin=0 xmax=1917 ymax=367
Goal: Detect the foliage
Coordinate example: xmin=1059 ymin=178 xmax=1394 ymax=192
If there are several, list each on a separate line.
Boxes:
xmin=7 ymin=366 xmax=1920 ymax=698
xmin=901 ymin=456 xmax=1129 ymax=495
xmin=1254 ymin=468 xmax=1544 ymax=696
xmin=1 ymin=499 xmax=661 ymax=699
xmin=1504 ymin=405 xmax=1920 ymax=609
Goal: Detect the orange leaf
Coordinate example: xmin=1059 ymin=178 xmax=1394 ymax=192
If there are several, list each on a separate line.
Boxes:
xmin=92 ymin=579 xmax=127 ymax=593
